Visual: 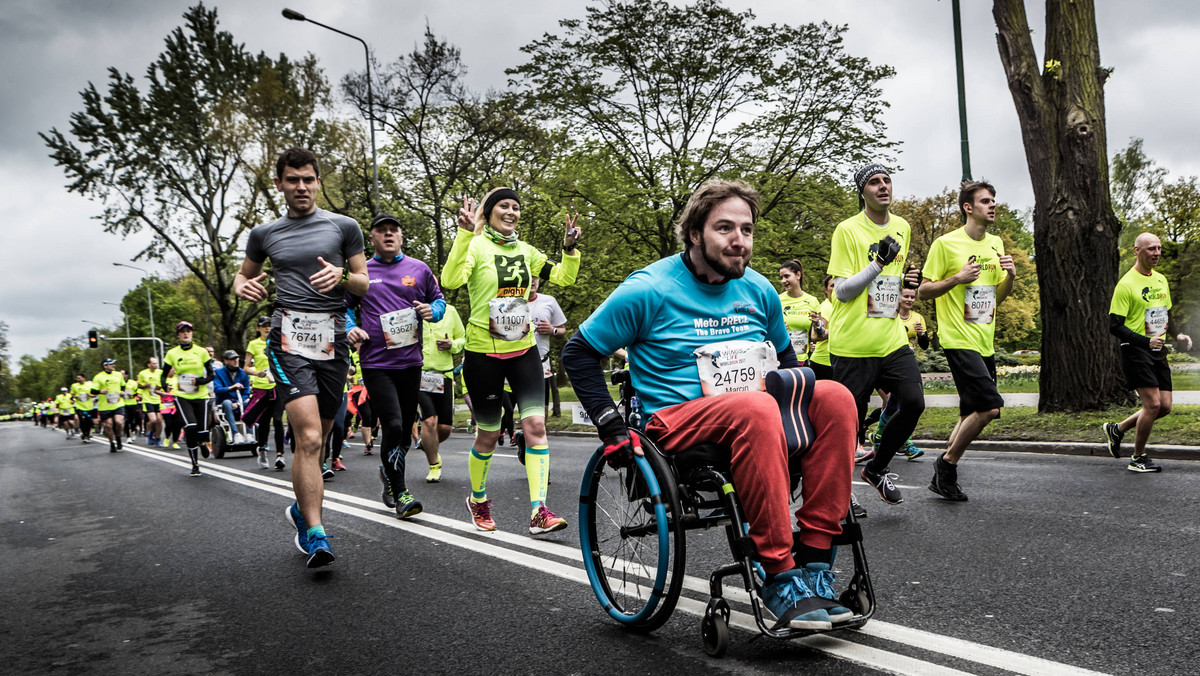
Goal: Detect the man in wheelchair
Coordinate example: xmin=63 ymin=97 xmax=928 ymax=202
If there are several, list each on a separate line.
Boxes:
xmin=563 ymin=179 xmax=858 ymax=632
xmin=214 ymin=350 xmax=252 ymax=444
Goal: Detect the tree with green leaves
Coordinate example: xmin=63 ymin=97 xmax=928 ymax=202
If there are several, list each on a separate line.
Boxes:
xmin=509 ymin=0 xmax=896 ymax=276
xmin=41 ymin=4 xmax=355 ymax=352
xmin=344 ymin=26 xmax=538 ymax=272
xmin=993 ymin=0 xmax=1126 ymax=411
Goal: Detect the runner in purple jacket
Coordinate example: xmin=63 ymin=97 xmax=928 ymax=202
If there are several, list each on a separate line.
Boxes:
xmin=347 ymin=212 xmax=447 ymax=519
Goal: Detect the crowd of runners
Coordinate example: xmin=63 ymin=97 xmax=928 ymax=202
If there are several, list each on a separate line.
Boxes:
xmin=22 ymin=148 xmax=1191 ymax=619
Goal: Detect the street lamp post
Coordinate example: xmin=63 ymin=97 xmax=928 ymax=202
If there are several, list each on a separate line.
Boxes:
xmin=113 ymin=262 xmax=159 ymax=363
xmin=282 ymin=8 xmax=379 ymax=207
xmin=951 ymin=0 xmax=972 ymax=182
xmin=103 ymin=301 xmax=134 ymax=375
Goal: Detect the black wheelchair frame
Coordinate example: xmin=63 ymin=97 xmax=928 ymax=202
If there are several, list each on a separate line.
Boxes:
xmin=577 ymin=370 xmax=875 ymax=657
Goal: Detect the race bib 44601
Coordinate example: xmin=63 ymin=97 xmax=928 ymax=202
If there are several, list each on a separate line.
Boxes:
xmin=1145 ymin=306 xmax=1168 ymax=337
xmin=694 ymin=340 xmax=779 ymax=397
xmin=281 ymin=310 xmax=336 ymax=361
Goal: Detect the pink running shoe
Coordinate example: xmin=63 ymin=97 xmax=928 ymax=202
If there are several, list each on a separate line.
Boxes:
xmin=529 ymin=504 xmax=568 ymax=535
xmin=466 ymin=496 xmax=497 ymax=532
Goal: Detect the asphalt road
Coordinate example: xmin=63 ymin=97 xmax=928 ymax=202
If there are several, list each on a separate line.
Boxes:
xmin=5 ymin=422 xmax=1197 ymax=675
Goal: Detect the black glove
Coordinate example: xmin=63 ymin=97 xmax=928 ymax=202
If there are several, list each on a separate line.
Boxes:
xmin=876 ymin=236 xmax=901 ymax=266
xmin=594 ymin=405 xmax=640 ymax=468
xmin=904 ymin=264 xmax=923 ymax=290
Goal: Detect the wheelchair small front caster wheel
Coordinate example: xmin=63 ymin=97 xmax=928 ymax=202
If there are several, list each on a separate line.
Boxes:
xmin=701 ymin=613 xmax=729 ymax=657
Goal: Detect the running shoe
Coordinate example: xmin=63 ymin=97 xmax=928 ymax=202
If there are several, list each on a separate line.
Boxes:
xmin=529 ymin=504 xmax=567 ymax=535
xmin=257 ymin=449 xmax=270 ymax=469
xmin=171 ymin=441 xmax=180 ymax=449
xmin=1127 ymin=454 xmax=1162 ymax=473
xmin=331 ymin=458 xmax=347 ymax=471
xmin=189 ymin=464 xmax=201 ymax=477
xmin=395 ymin=490 xmax=423 ymax=519
xmin=860 ymin=466 xmax=903 ymax=504
xmin=903 ymin=442 xmax=924 ymax=461
xmin=1101 ymin=422 xmax=1123 ymax=459
xmin=322 ymin=464 xmax=334 ymax=481
xmin=201 ymin=443 xmax=210 ymax=459
xmin=928 ymin=454 xmax=968 ymax=501
xmin=853 ymin=445 xmax=875 ymax=465
xmin=379 ymin=466 xmax=396 ymax=509
xmin=425 ymin=460 xmax=443 ymax=483
xmin=760 ymin=569 xmax=832 ymax=631
xmin=110 ymin=440 xmax=117 ymax=453
xmin=286 ymin=502 xmax=309 ymax=554
xmin=306 ymin=534 xmax=335 ymax=568
xmin=466 ymin=496 xmax=497 ymax=532
xmin=363 ymin=442 xmax=373 ymax=456
xmin=274 ymin=454 xmax=286 ymax=471
xmin=801 ymin=563 xmax=854 ymax=624
xmin=849 ymin=493 xmax=868 ymax=520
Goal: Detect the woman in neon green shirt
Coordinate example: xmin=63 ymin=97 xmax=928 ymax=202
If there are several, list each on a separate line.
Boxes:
xmin=778 ymin=259 xmax=822 ymax=364
xmin=441 ymin=189 xmax=580 ymax=536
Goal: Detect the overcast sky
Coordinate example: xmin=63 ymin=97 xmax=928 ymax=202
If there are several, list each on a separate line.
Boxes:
xmin=2 ymin=1 xmax=1197 ymax=367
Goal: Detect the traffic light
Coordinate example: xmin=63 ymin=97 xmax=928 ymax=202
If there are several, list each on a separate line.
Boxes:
xmin=87 ymin=330 xmax=99 ymax=348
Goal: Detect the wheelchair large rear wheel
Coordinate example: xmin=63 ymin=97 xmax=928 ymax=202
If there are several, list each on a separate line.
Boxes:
xmin=578 ymin=444 xmax=686 ymax=632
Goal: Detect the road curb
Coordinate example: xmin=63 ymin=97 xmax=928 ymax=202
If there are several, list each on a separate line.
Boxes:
xmin=453 ymin=427 xmax=1200 ymax=461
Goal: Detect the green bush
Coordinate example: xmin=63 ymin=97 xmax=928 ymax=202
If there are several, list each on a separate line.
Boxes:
xmin=1015 ymin=353 xmax=1041 ymax=366
xmin=916 ymin=348 xmax=950 ymax=373
xmin=1168 ymin=350 xmax=1197 ymax=364
xmin=992 ymin=348 xmax=1021 ymax=367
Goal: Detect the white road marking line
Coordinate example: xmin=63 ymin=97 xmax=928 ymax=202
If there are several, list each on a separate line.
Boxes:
xmin=121 ymin=442 xmax=1111 ymax=676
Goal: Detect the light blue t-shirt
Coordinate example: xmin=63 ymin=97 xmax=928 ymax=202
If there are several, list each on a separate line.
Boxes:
xmin=579 ymin=254 xmax=789 ymax=415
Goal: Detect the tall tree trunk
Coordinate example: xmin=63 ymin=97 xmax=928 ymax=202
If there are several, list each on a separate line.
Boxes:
xmin=993 ymin=0 xmax=1125 ymax=411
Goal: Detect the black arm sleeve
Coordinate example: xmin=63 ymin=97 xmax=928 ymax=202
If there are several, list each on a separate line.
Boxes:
xmin=161 ymin=367 xmax=171 ymax=389
xmin=777 ymin=343 xmax=800 ymax=369
xmin=1109 ymin=314 xmax=1151 ymax=350
xmin=917 ymin=332 xmax=930 ymax=350
xmin=561 ymin=332 xmax=618 ymax=420
xmin=195 ymin=360 xmax=216 ymax=386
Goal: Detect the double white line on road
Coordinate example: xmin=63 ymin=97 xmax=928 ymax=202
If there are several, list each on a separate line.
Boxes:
xmin=122 ymin=441 xmax=1109 ymax=676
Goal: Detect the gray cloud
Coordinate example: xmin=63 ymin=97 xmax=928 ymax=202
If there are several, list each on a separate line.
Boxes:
xmin=3 ymin=0 xmax=1196 ymax=367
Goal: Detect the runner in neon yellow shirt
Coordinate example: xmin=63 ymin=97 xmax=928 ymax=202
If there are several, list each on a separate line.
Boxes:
xmin=1101 ymin=232 xmax=1193 ymax=472
xmin=137 ymin=357 xmax=164 ymax=446
xmin=778 ymin=259 xmax=821 ymax=362
xmin=70 ymin=375 xmax=96 ymax=443
xmin=826 ymin=163 xmax=923 ymax=505
xmin=91 ymin=359 xmax=127 ymax=452
xmin=442 ymin=188 xmax=581 ymax=535
xmin=919 ymin=180 xmax=1015 ymax=500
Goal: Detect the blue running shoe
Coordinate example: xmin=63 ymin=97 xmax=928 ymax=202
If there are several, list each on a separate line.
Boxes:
xmin=760 ymin=569 xmax=832 ymax=631
xmin=306 ymin=533 xmax=335 ymax=568
xmin=802 ymin=563 xmax=854 ymax=624
xmin=286 ymin=502 xmax=309 ymax=554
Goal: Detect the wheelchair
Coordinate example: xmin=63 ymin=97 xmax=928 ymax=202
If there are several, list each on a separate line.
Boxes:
xmin=577 ymin=370 xmax=874 ymax=657
xmin=212 ymin=397 xmax=258 ymax=459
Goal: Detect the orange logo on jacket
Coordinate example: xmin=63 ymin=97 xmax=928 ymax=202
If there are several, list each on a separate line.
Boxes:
xmin=401 ymin=275 xmax=416 ymax=287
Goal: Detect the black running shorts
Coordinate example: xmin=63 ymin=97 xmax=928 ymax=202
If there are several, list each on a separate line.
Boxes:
xmin=1120 ymin=344 xmax=1172 ymax=391
xmin=267 ymin=329 xmax=351 ymax=420
xmin=417 ymin=374 xmax=454 ymax=425
xmin=944 ymin=349 xmax=1005 ymax=416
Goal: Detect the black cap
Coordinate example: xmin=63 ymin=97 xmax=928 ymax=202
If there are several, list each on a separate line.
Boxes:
xmin=222 ymin=350 xmax=240 ymax=360
xmin=256 ymin=316 xmax=271 ymax=327
xmin=370 ymin=212 xmax=402 ymax=229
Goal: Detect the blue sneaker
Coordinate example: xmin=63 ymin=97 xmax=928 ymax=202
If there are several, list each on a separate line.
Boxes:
xmin=306 ymin=533 xmax=335 ymax=568
xmin=285 ymin=502 xmax=309 ymax=554
xmin=801 ymin=563 xmax=854 ymax=624
xmin=760 ymin=569 xmax=831 ymax=631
